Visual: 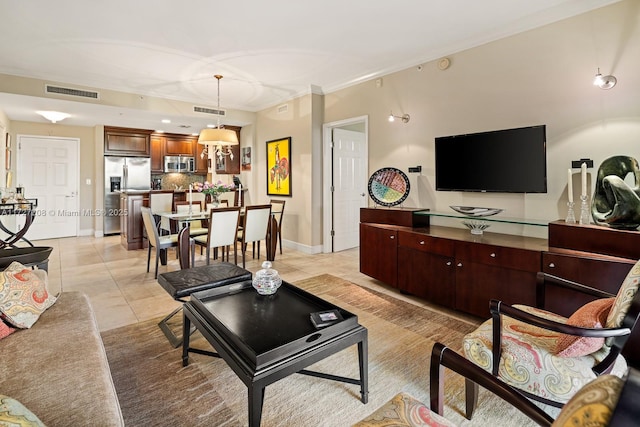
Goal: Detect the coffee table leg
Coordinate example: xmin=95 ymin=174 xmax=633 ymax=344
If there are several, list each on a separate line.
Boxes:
xmin=358 ymin=334 xmax=369 ymax=404
xmin=182 ymin=312 xmax=191 ymax=367
xmin=248 ymin=385 xmax=265 ymax=427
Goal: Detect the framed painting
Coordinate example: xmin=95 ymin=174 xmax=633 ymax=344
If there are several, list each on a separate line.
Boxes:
xmin=266 ymin=137 xmax=291 ymax=196
xmin=241 ymin=147 xmax=252 ymax=171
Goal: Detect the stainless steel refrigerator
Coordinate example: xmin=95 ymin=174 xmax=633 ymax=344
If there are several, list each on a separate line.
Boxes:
xmin=104 ymin=157 xmax=151 ymax=235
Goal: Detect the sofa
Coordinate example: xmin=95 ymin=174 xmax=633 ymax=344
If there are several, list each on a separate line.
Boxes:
xmin=1 ymin=291 xmax=124 ymax=426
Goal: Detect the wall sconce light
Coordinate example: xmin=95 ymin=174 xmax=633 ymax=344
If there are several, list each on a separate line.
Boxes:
xmin=593 ymin=68 xmax=617 ymax=90
xmin=388 ymin=111 xmax=410 ymax=123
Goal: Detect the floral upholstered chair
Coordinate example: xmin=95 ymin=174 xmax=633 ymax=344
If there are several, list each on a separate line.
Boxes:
xmin=461 ymin=259 xmax=640 ymax=413
xmin=354 ymin=342 xmax=635 ymax=427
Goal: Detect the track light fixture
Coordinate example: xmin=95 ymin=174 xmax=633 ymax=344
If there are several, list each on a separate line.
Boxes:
xmin=388 ymin=111 xmax=410 ymax=123
xmin=593 ymin=68 xmax=617 ymax=90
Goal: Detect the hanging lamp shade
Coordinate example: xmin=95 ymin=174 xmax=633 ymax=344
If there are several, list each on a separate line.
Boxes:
xmin=197 ymin=128 xmax=238 ymax=146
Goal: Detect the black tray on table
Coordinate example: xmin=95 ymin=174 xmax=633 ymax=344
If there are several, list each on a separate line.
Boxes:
xmin=190 ymin=280 xmax=359 ymax=370
xmin=0 ymin=247 xmax=53 ymax=270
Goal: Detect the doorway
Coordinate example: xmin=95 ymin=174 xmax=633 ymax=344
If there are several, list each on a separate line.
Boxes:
xmin=322 ymin=116 xmax=368 ymax=253
xmin=16 ymin=135 xmax=80 ymax=240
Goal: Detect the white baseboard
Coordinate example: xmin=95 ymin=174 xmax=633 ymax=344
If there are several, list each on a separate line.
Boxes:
xmin=79 ymin=229 xmax=94 ymax=237
xmin=282 ymin=239 xmax=323 ymax=254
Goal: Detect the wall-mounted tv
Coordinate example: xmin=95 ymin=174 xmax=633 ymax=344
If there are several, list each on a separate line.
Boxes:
xmin=435 ymin=125 xmax=547 ymax=193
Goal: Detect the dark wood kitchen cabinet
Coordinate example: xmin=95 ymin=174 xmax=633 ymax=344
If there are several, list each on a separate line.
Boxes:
xmin=104 ymin=126 xmax=152 ymax=156
xmin=150 ymin=135 xmax=164 ymax=173
xmin=120 ymin=192 xmax=149 ymax=250
xmin=164 ymin=136 xmax=195 ymax=156
xmin=213 ymin=126 xmax=241 ymax=175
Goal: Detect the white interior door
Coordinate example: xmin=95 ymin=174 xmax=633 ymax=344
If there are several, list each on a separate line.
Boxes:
xmin=330 ymin=126 xmax=367 ymax=252
xmin=17 ymin=135 xmax=79 ymax=240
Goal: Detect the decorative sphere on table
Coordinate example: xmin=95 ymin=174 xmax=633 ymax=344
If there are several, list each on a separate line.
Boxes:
xmin=252 ymin=261 xmax=282 ymax=295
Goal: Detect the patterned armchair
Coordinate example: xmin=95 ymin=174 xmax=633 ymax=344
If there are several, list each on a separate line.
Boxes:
xmin=355 ymin=342 xmax=638 ymax=427
xmin=461 ymin=259 xmax=640 ymax=412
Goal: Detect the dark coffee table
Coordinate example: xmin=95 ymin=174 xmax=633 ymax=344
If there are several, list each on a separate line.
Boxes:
xmin=182 ymin=280 xmax=368 ymax=426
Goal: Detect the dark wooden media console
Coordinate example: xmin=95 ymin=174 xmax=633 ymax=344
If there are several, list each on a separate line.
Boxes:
xmin=360 ymin=208 xmax=639 ymax=319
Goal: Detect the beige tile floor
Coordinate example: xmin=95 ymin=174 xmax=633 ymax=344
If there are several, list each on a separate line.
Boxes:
xmin=37 ymin=235 xmax=479 ymax=332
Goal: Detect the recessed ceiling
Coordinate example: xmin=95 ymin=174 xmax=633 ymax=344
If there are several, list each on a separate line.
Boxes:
xmin=0 ymin=0 xmax=621 ymax=133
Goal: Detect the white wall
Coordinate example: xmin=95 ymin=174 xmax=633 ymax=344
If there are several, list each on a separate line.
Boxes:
xmin=322 ymin=0 xmax=640 ymax=237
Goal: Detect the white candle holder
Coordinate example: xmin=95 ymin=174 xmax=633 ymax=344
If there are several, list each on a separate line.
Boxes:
xmin=579 ymin=195 xmax=590 ymax=225
xmin=565 ymin=201 xmax=576 ymax=224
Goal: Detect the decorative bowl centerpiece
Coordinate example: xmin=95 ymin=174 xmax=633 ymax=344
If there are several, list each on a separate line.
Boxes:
xmin=449 ymin=206 xmax=504 ymax=235
xmin=252 ymin=261 xmax=282 ymax=295
xmin=449 ymin=206 xmax=503 ymax=217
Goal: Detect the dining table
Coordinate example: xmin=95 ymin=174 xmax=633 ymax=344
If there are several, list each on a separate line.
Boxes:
xmin=159 ymin=207 xmax=280 ymax=262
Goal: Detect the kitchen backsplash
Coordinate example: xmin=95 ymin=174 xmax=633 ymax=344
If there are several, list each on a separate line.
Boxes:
xmin=153 ymin=173 xmax=204 ymax=190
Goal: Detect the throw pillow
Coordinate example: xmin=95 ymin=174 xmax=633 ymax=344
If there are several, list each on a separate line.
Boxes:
xmin=605 ymin=258 xmax=640 ymax=328
xmin=0 ymin=318 xmax=16 ymax=339
xmin=0 ymin=261 xmax=56 ymax=328
xmin=353 ymin=392 xmax=456 ymax=427
xmin=555 ymin=298 xmax=615 ymax=358
xmin=552 ymin=375 xmax=623 ymax=427
xmin=0 ymin=394 xmax=46 ymax=427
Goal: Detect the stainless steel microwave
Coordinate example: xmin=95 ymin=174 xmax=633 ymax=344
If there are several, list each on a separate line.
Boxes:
xmin=164 ymin=155 xmax=195 ymax=173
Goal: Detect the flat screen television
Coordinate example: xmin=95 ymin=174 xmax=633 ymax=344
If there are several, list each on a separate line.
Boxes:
xmin=435 ymin=125 xmax=547 ymax=193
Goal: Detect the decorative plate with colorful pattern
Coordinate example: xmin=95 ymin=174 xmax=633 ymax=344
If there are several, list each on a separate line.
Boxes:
xmin=368 ymin=167 xmax=410 ymax=207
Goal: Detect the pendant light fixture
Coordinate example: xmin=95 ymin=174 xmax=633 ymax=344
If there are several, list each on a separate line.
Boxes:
xmin=198 ymin=75 xmax=239 ymax=160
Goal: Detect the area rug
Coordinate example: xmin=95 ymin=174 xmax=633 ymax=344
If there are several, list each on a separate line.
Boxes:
xmin=102 ymin=274 xmax=552 ymax=426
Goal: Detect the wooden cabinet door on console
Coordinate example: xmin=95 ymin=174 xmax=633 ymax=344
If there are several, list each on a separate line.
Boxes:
xmin=360 ymin=223 xmax=398 ymax=287
xmin=542 ymin=252 xmax=635 ymax=317
xmin=397 ymin=231 xmax=455 ymax=307
xmin=454 ymin=242 xmax=539 ymax=318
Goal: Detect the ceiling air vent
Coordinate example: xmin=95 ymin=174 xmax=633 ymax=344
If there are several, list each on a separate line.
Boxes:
xmin=194 ymin=106 xmax=225 ymax=116
xmin=45 ymin=84 xmax=100 ymax=99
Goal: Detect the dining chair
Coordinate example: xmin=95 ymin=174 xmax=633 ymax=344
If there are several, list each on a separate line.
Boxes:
xmin=190 ymin=192 xmax=206 ymax=207
xmin=192 ymin=207 xmax=241 ymax=266
xmin=236 ymin=204 xmax=272 ymax=268
xmin=149 ymin=191 xmax=174 ymax=235
xmin=174 ymin=201 xmax=207 ymax=237
xmin=206 ymin=200 xmax=229 ymax=211
xmin=141 ymin=206 xmax=180 ymax=278
xmin=270 ymin=199 xmax=286 ymax=254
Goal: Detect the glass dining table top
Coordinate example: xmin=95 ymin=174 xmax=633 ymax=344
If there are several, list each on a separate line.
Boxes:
xmin=159 ymin=208 xmax=282 ymax=222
